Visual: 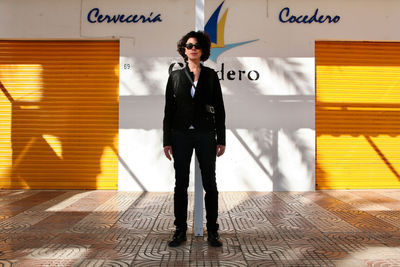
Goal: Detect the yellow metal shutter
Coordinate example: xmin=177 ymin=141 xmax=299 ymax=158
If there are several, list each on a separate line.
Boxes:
xmin=316 ymin=41 xmax=400 ymax=189
xmin=0 ymin=41 xmax=119 ymax=189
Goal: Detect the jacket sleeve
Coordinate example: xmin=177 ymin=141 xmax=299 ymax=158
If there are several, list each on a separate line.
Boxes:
xmin=163 ymin=74 xmax=175 ymax=147
xmin=213 ymin=71 xmax=226 ymax=146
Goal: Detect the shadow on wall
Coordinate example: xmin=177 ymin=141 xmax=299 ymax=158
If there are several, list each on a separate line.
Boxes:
xmin=0 ymin=41 xmax=119 ymax=189
xmin=119 ymin=57 xmax=316 ymax=191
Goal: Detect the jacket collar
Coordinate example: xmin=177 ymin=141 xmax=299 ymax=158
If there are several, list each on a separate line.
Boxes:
xmin=185 ymin=62 xmax=204 ymax=73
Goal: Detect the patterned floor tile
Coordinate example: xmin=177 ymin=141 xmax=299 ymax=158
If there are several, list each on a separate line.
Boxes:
xmin=74 ymin=259 xmax=131 ymax=267
xmin=190 ymin=235 xmax=245 ymax=262
xmin=364 ymin=259 xmax=400 ymax=267
xmin=25 ymin=243 xmax=89 ymax=260
xmin=0 ymin=260 xmax=13 ymax=267
xmin=190 ymin=261 xmax=248 ymax=267
xmin=129 ymin=261 xmax=190 ymax=267
xmin=13 ymin=259 xmax=77 ymax=267
xmin=330 ymin=259 xmax=368 ymax=267
xmin=1 ymin=190 xmax=400 ymax=266
xmin=85 ymin=232 xmax=146 ymax=260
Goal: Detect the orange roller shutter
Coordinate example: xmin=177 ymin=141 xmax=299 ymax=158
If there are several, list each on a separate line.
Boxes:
xmin=0 ymin=41 xmax=119 ymax=189
xmin=316 ymin=41 xmax=400 ymax=189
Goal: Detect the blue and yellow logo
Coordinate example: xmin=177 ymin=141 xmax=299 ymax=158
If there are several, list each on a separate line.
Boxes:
xmin=205 ymin=1 xmax=259 ymax=62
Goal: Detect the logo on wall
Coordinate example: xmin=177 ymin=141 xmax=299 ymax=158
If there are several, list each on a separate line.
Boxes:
xmin=205 ymin=1 xmax=258 ymax=62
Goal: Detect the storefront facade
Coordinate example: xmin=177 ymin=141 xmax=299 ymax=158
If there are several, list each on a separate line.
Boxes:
xmin=1 ymin=0 xmax=400 ymax=191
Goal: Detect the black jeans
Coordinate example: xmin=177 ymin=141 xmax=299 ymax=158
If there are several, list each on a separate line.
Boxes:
xmin=171 ymin=129 xmax=219 ymax=232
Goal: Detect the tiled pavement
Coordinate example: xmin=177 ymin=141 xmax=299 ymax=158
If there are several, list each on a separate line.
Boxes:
xmin=1 ymin=190 xmax=400 ymax=266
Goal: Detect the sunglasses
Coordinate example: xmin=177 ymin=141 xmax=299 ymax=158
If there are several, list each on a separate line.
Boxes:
xmin=185 ymin=43 xmax=201 ymax=50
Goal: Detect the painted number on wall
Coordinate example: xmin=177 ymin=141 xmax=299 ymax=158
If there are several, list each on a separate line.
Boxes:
xmin=123 ymin=63 xmax=133 ymax=70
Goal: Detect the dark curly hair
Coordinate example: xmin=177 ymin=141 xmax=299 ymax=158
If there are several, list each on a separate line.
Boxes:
xmin=177 ymin=31 xmax=211 ymax=62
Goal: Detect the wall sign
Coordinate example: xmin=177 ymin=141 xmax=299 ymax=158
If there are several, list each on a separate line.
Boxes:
xmin=279 ymin=7 xmax=341 ymax=24
xmin=168 ymin=62 xmax=260 ymax=81
xmin=87 ymin=8 xmax=162 ymax=24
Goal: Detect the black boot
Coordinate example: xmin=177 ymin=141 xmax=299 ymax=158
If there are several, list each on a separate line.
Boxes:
xmin=207 ymin=231 xmax=222 ymax=247
xmin=168 ymin=229 xmax=187 ymax=247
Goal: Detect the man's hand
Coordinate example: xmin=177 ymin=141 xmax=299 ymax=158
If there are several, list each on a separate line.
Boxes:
xmin=216 ymin=145 xmax=225 ymax=157
xmin=164 ymin=146 xmax=173 ymax=161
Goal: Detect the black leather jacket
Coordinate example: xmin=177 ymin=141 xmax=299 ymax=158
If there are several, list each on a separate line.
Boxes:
xmin=163 ymin=64 xmax=226 ymax=147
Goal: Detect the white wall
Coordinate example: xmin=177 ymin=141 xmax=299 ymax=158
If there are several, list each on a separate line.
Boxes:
xmin=1 ymin=0 xmax=400 ymax=191
xmin=0 ymin=0 xmax=82 ymax=38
